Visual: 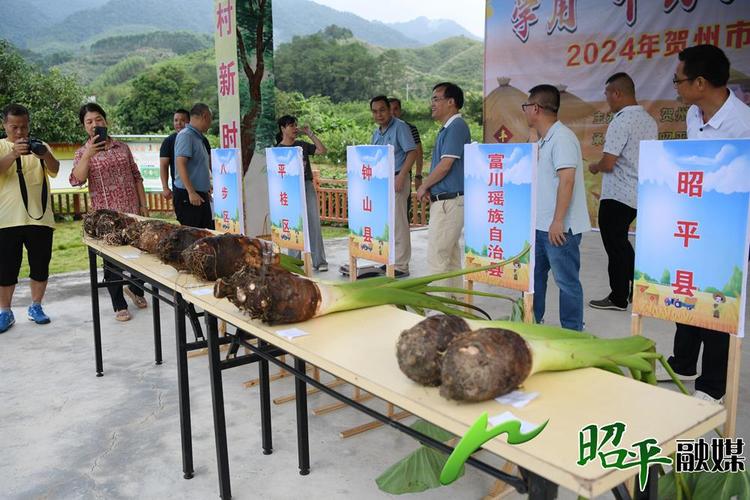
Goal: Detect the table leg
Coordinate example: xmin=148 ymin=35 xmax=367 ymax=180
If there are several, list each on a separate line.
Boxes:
xmin=523 ymin=468 xmax=558 ymax=500
xmin=152 ymin=286 xmax=163 ymax=365
xmin=174 ymin=294 xmax=194 ymax=479
xmin=634 ymin=466 xmax=658 ymax=500
xmin=258 ymin=339 xmax=273 ymax=455
xmin=88 ymin=248 xmax=103 ymax=377
xmin=206 ymin=313 xmax=232 ymax=499
xmin=294 ymin=357 xmax=310 ymax=475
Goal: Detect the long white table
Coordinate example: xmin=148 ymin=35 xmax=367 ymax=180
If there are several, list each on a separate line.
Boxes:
xmin=85 ymin=236 xmax=726 ymax=500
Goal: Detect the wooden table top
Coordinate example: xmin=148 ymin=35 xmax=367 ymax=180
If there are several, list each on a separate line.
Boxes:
xmin=85 ymin=236 xmax=726 ymax=497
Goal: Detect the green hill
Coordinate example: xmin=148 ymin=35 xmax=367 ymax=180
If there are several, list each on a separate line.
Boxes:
xmin=49 ymin=31 xmax=211 ymax=85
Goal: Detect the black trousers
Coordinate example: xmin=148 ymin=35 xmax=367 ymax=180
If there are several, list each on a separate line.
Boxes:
xmin=0 ymin=225 xmax=53 ymax=286
xmin=103 ymin=263 xmax=144 ymax=312
xmin=668 ymin=323 xmax=729 ymax=399
xmin=173 ymin=188 xmax=215 ymax=229
xmin=598 ymin=199 xmax=636 ymax=307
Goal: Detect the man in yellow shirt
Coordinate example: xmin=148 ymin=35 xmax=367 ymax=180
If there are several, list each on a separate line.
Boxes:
xmin=0 ymin=104 xmax=60 ymax=332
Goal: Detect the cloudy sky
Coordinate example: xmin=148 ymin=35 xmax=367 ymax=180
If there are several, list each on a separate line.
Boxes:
xmin=312 ymin=0 xmax=486 ymax=38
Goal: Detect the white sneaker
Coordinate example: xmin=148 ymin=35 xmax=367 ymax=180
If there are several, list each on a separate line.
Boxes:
xmin=693 ymin=390 xmax=724 ymax=405
xmin=654 ymin=362 xmax=699 ymax=382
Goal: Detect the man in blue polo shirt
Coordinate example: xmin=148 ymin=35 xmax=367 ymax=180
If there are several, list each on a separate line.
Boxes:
xmin=523 ymin=84 xmax=591 ymax=330
xmin=174 ymin=103 xmax=214 ymax=229
xmin=370 ymin=95 xmax=417 ymax=277
xmin=416 ymin=82 xmax=471 ymax=291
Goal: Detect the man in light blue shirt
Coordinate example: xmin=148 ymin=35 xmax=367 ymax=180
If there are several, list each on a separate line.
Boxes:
xmin=174 ymin=103 xmax=214 ymax=229
xmin=370 ymin=95 xmax=417 ymax=276
xmin=523 ymin=84 xmax=591 ymax=330
xmin=416 ymin=82 xmax=472 ymax=293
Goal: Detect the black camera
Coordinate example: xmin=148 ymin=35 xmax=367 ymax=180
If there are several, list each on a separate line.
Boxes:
xmin=26 ymin=137 xmax=47 ymax=156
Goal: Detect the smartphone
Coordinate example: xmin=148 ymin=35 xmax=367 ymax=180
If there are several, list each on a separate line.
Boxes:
xmin=94 ymin=126 xmax=108 ymax=144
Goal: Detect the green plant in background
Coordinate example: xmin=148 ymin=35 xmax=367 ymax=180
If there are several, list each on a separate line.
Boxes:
xmin=114 ymin=64 xmax=198 ymax=134
xmin=0 ymin=40 xmax=86 ymax=142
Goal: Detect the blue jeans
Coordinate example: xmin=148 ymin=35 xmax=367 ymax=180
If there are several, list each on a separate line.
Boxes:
xmin=534 ymin=229 xmax=584 ymax=330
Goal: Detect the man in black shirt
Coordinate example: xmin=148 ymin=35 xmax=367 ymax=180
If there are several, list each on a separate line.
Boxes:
xmin=389 ymin=98 xmax=424 ymax=221
xmin=389 ymin=98 xmax=423 ymax=188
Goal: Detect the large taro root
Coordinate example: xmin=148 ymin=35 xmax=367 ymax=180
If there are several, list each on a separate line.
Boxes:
xmin=122 ymin=220 xmax=179 ymax=253
xmin=439 ymin=328 xmax=532 ymax=402
xmin=214 ymin=265 xmax=320 ymax=324
xmin=83 ymin=209 xmax=136 ymax=243
xmin=183 ymin=234 xmax=279 ymax=281
xmin=396 ymin=315 xmax=470 ymax=386
xmin=157 ymin=227 xmax=214 ymax=269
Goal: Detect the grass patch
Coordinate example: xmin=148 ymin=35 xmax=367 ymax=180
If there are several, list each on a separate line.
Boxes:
xmin=19 ymin=218 xmax=351 ymax=277
xmin=20 ymin=219 xmax=88 ymax=277
xmin=322 ymin=225 xmax=349 ymax=239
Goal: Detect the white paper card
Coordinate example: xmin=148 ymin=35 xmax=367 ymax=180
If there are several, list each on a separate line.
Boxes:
xmin=495 ymin=390 xmax=539 ymax=408
xmin=276 ymin=328 xmax=310 ymax=340
xmin=191 ymin=287 xmax=214 ymax=296
xmin=121 ymin=252 xmax=141 ymax=259
xmin=488 ymin=411 xmax=539 ymax=434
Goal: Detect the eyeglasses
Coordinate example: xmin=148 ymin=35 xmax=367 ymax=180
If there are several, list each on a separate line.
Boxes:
xmin=672 ymin=76 xmax=695 ymax=87
xmin=521 ymin=102 xmax=559 ymax=113
xmin=431 ymin=96 xmax=447 ymax=103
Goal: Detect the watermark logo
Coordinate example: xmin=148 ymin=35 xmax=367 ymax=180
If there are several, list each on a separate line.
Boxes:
xmin=676 ymin=438 xmax=745 ymax=473
xmin=577 ymin=422 xmax=671 ymax=491
xmin=439 ymin=412 xmax=548 ymax=485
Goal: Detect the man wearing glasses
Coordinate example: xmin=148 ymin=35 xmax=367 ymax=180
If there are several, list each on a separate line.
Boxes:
xmin=370 ymin=95 xmax=417 ymax=278
xmin=657 ymin=45 xmax=750 ymax=405
xmin=523 ymin=84 xmax=590 ymax=330
xmin=416 ymin=82 xmax=471 ymax=293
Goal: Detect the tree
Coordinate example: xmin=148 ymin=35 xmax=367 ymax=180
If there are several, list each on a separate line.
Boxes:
xmin=275 ymin=26 xmax=378 ymax=102
xmin=236 ymin=0 xmax=274 ymax=174
xmin=380 ymin=223 xmax=389 ymax=242
xmin=115 ymin=64 xmax=196 ymax=133
xmin=0 ymin=40 xmax=85 ymax=142
xmin=660 ymin=268 xmax=671 ymax=286
xmin=376 ymin=50 xmax=406 ymax=96
xmin=722 ymin=265 xmax=743 ymax=298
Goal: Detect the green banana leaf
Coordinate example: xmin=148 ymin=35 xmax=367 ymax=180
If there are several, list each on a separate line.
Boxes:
xmin=375 ymin=420 xmax=462 ymax=494
xmin=659 ymin=467 xmax=750 ymax=500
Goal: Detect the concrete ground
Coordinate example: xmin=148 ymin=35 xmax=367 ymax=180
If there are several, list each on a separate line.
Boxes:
xmin=0 ymin=229 xmax=747 ymax=500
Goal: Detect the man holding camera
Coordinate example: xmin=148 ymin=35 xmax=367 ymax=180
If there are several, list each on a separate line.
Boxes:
xmin=0 ymin=103 xmax=60 ymax=332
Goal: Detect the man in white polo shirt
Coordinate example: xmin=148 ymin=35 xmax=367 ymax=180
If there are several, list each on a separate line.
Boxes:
xmin=523 ymin=84 xmax=591 ymax=331
xmin=658 ymin=45 xmax=750 ymax=404
xmin=588 ymin=73 xmax=657 ymax=311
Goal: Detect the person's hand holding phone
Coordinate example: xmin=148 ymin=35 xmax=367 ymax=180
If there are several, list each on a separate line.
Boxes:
xmin=84 ymin=136 xmax=106 ymax=158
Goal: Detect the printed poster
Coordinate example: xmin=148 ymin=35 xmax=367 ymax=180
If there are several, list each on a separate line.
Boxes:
xmin=266 ymin=147 xmax=309 ymax=252
xmin=212 ymin=148 xmax=244 ymax=234
xmin=346 ymin=145 xmax=395 ymax=265
xmin=633 ymin=139 xmax=750 ymax=337
xmin=485 ymin=0 xmax=749 ymax=228
xmin=464 ymin=143 xmax=537 ymax=292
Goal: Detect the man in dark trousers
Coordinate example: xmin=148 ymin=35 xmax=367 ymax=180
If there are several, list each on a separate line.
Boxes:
xmin=657 ymin=45 xmax=750 ymax=404
xmin=173 ymin=103 xmax=215 ymax=229
xmin=588 ymin=73 xmax=657 ymax=311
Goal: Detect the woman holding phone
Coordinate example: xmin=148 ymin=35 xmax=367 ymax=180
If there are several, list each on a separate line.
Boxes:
xmin=275 ymin=115 xmax=329 ymax=271
xmin=70 ymin=103 xmax=149 ymax=321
